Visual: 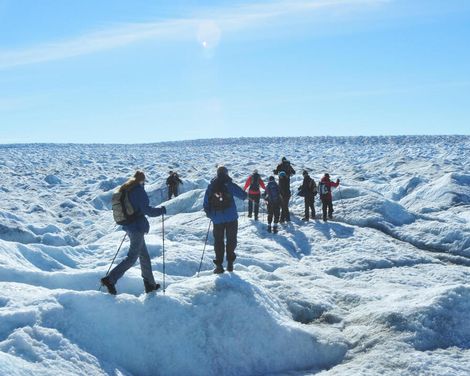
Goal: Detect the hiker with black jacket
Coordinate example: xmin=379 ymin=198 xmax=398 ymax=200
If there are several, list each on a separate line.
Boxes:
xmin=243 ymin=169 xmax=266 ymax=220
xmin=274 ymin=157 xmax=296 ymax=182
xmin=166 ymin=170 xmax=183 ymax=200
xmin=203 ymin=166 xmax=247 ymax=274
xmin=298 ymin=170 xmax=317 ymax=221
xmin=278 ymin=171 xmax=291 ymax=222
xmin=101 ymin=171 xmax=166 ymax=295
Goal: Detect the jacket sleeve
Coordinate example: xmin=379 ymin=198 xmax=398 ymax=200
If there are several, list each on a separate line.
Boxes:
xmin=329 ymin=181 xmax=339 ymax=188
xmin=203 ymin=185 xmax=212 ymax=213
xmin=290 ymin=166 xmax=296 ymax=175
xmin=273 ymin=164 xmax=280 ymax=174
xmin=134 ymin=187 xmax=164 ymax=217
xmin=243 ymin=176 xmax=251 ymax=191
xmin=259 ymin=178 xmax=266 ymax=190
xmin=229 ymin=182 xmax=248 ymax=200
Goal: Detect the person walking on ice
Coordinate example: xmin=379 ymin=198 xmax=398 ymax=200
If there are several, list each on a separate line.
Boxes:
xmin=203 ymin=165 xmax=247 ymax=274
xmin=101 ymin=171 xmax=166 ymax=295
xmin=264 ymin=176 xmax=281 ymax=233
xmin=166 ymin=170 xmax=183 ymax=200
xmin=299 ymin=170 xmax=317 ymax=221
xmin=243 ymin=169 xmax=265 ymax=220
xmin=318 ymin=173 xmax=340 ymax=222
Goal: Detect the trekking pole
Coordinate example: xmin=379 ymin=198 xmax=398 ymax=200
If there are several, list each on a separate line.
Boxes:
xmin=197 ymin=221 xmax=212 ymax=277
xmin=99 ymin=232 xmax=127 ymax=291
xmin=162 ymin=213 xmax=166 ymax=295
xmin=337 ymin=186 xmax=345 ymax=210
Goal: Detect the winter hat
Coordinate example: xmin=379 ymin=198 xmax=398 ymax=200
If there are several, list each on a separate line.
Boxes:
xmin=269 ymin=176 xmax=275 ymax=181
xmin=217 ymin=165 xmax=228 ymax=176
xmin=282 ymin=157 xmax=287 ymax=162
xmin=302 ymin=170 xmax=308 ymax=176
xmin=324 ymin=173 xmax=330 ymax=179
xmin=279 ymin=171 xmax=287 ymax=177
xmin=253 ymin=169 xmax=258 ymax=174
xmin=134 ymin=170 xmax=146 ymax=182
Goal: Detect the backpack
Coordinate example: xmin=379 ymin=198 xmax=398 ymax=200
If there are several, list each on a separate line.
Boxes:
xmin=112 ymin=188 xmax=138 ymax=225
xmin=318 ymin=182 xmax=330 ymax=197
xmin=209 ymin=184 xmax=233 ymax=211
xmin=310 ymin=180 xmax=318 ymax=196
xmin=249 ymin=173 xmax=260 ymax=191
xmin=267 ymin=182 xmax=281 ymax=204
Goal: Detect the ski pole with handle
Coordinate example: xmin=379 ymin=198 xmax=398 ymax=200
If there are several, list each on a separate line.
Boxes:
xmin=99 ymin=232 xmax=127 ymax=291
xmin=197 ymin=221 xmax=212 ymax=277
xmin=162 ymin=213 xmax=166 ymax=295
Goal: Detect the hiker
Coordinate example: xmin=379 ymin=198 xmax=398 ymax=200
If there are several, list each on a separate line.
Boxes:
xmin=264 ymin=176 xmax=281 ymax=233
xmin=203 ymin=165 xmax=247 ymax=274
xmin=243 ymin=169 xmax=266 ymax=220
xmin=166 ymin=170 xmax=183 ymax=200
xmin=101 ymin=171 xmax=166 ymax=295
xmin=274 ymin=157 xmax=296 ymax=182
xmin=278 ymin=171 xmax=291 ymax=223
xmin=319 ymin=173 xmax=340 ymax=221
xmin=298 ymin=170 xmax=317 ymax=221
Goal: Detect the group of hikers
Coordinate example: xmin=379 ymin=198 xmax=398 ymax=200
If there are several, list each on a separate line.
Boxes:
xmin=101 ymin=158 xmax=340 ymax=295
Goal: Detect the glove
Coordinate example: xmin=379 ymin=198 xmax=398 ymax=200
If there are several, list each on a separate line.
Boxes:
xmin=161 ymin=206 xmax=167 ymax=215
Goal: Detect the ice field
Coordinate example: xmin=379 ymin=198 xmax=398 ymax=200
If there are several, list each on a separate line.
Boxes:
xmin=0 ymin=136 xmax=469 ymax=375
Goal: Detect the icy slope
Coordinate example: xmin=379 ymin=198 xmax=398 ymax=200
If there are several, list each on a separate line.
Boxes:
xmin=0 ymin=136 xmax=469 ymax=375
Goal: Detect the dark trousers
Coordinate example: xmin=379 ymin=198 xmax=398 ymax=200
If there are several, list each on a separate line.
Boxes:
xmin=248 ymin=193 xmax=260 ymax=219
xmin=304 ymin=195 xmax=315 ymax=219
xmin=267 ymin=202 xmax=280 ymax=225
xmin=321 ymin=199 xmax=334 ymax=220
xmin=280 ymin=195 xmax=291 ymax=222
xmin=213 ymin=220 xmax=238 ymax=266
xmin=168 ymin=185 xmax=178 ymax=200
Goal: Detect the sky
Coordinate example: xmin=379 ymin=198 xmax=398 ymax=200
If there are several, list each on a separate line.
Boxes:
xmin=0 ymin=0 xmax=469 ymax=143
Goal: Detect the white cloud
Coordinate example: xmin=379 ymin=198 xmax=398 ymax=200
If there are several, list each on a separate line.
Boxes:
xmin=0 ymin=0 xmax=389 ymax=69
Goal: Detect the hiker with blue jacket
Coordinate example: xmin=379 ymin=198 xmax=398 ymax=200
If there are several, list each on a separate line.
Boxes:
xmin=203 ymin=165 xmax=247 ymax=274
xmin=101 ymin=171 xmax=166 ymax=295
xmin=264 ymin=176 xmax=281 ymax=233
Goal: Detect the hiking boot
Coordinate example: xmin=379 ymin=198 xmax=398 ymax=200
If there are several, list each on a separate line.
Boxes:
xmin=273 ymin=225 xmax=278 ymax=234
xmin=328 ymin=214 xmax=333 ymax=220
xmin=101 ymin=277 xmax=117 ymax=295
xmin=227 ymin=261 xmax=234 ymax=272
xmin=301 ymin=217 xmax=309 ymax=221
xmin=254 ymin=216 xmax=258 ymax=221
xmin=323 ymin=217 xmax=328 ymax=222
xmin=213 ymin=265 xmax=225 ymax=274
xmin=267 ymin=225 xmax=272 ymax=233
xmin=144 ymin=281 xmax=161 ymax=293
xmin=248 ymin=214 xmax=252 ymax=218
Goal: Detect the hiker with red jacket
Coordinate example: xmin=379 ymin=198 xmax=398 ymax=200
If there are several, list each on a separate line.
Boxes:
xmin=243 ymin=169 xmax=266 ymax=221
xmin=318 ymin=173 xmax=340 ymax=221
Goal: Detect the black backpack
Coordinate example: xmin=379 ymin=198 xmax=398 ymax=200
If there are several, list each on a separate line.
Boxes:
xmin=267 ymin=182 xmax=281 ymax=204
xmin=249 ymin=173 xmax=260 ymax=191
xmin=209 ymin=183 xmax=233 ymax=211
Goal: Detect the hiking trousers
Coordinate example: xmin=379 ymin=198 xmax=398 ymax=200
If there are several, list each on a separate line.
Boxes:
xmin=168 ymin=185 xmax=178 ymax=200
xmin=321 ymin=198 xmax=334 ymax=220
xmin=213 ymin=220 xmax=238 ymax=266
xmin=280 ymin=194 xmax=291 ymax=222
xmin=267 ymin=202 xmax=280 ymax=225
xmin=107 ymin=230 xmax=157 ymax=287
xmin=304 ymin=195 xmax=315 ymax=219
xmin=248 ymin=193 xmax=260 ymax=219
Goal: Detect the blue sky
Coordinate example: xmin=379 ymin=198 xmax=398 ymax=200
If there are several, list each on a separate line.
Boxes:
xmin=0 ymin=0 xmax=469 ymax=143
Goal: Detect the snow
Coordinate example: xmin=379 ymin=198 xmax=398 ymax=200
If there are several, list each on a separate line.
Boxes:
xmin=0 ymin=136 xmax=469 ymax=375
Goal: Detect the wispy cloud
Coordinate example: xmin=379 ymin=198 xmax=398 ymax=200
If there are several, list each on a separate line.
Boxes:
xmin=0 ymin=0 xmax=389 ymax=69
